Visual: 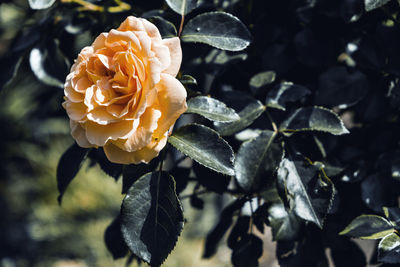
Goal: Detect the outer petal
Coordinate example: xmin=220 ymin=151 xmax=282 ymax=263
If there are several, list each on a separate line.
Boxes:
xmin=63 ymin=101 xmax=87 ymax=121
xmin=162 ymin=37 xmax=182 ymax=77
xmin=140 ymin=18 xmax=162 ymax=39
xmin=85 ymin=119 xmax=139 ymax=146
xmin=115 ymin=108 xmax=161 ymax=152
xmin=92 ymin=33 xmax=108 ymax=51
xmin=153 ymin=73 xmax=187 ymax=137
xmin=117 ymin=16 xmax=146 ymax=32
xmin=104 ymin=135 xmax=168 ymax=164
xmin=70 ymin=121 xmax=93 ymax=148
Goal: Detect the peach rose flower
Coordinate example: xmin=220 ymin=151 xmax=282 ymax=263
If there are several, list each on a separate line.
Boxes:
xmin=63 ymin=16 xmax=187 ymax=164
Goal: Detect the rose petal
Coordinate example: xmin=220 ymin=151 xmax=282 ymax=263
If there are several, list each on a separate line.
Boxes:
xmin=64 ymin=79 xmax=84 ymax=103
xmin=117 ymin=16 xmax=146 ymax=32
xmin=70 ymin=121 xmax=93 ymax=148
xmin=107 ymin=30 xmax=141 ymax=53
xmin=85 ymin=119 xmax=139 ymax=146
xmin=92 ymin=33 xmax=108 ymax=51
xmin=140 ymin=18 xmax=162 ymax=39
xmin=63 ymin=100 xmax=87 ymax=121
xmin=104 ymin=135 xmax=167 ymax=164
xmin=152 ymin=41 xmax=171 ymax=72
xmin=75 ymin=76 xmax=93 ymax=93
xmin=87 ymin=108 xmax=118 ymax=125
xmin=153 ymin=73 xmax=187 ymax=137
xmin=116 ymin=108 xmax=161 ymax=152
xmin=162 ymin=37 xmax=182 ymax=77
xmin=84 ymin=85 xmax=96 ymax=111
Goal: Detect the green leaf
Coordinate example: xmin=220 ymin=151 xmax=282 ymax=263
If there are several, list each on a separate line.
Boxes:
xmin=168 ymin=124 xmax=234 ymax=175
xmin=120 ymin=172 xmax=184 ymax=267
xmin=234 ymin=130 xmax=276 ymax=191
xmin=56 ymin=143 xmax=89 ymax=204
xmin=204 ymin=49 xmax=248 ymax=65
xmin=268 ymin=201 xmax=302 ymax=241
xmin=181 ymin=11 xmax=252 ymax=51
xmin=277 ymin=157 xmax=335 ymax=228
xmin=365 ymin=0 xmax=391 ymax=11
xmin=279 ymin=106 xmax=349 ymax=135
xmin=122 ymin=159 xmax=160 ymax=194
xmin=28 ymin=0 xmax=56 ymax=9
xmin=378 ymin=233 xmax=400 ymax=263
xmin=214 ymin=99 xmax=265 ymax=136
xmin=180 ymin=74 xmax=197 ymax=86
xmin=104 ymin=215 xmax=128 ymax=259
xmin=29 ymin=41 xmax=69 ymax=88
xmin=266 ymin=82 xmax=311 ymax=111
xmin=147 ymin=16 xmax=177 ymax=38
xmin=165 ymin=0 xmax=197 ymax=15
xmin=249 ymin=71 xmax=276 ymax=94
xmin=186 ymin=96 xmax=240 ymax=122
xmin=339 ymin=215 xmax=394 ymax=239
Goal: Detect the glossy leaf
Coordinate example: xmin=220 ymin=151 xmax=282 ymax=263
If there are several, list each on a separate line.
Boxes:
xmin=181 ymin=12 xmax=252 ymax=51
xmin=28 ymin=0 xmax=56 ymax=9
xmin=56 ymin=143 xmax=89 ymax=204
xmin=378 ymin=233 xmax=400 ymax=263
xmin=234 ymin=130 xmax=276 ymax=192
xmin=365 ymin=0 xmax=390 ymax=11
xmin=180 ymin=74 xmax=197 ymax=85
xmin=168 ymin=124 xmax=235 ymax=175
xmin=120 ymin=172 xmax=184 ymax=266
xmin=165 ymin=0 xmax=197 ymax=15
xmin=277 ymin=157 xmax=335 ymax=228
xmin=122 ymin=159 xmax=160 ymax=194
xmin=266 ymin=82 xmax=311 ymax=111
xmin=249 ymin=71 xmax=276 ymax=95
xmin=340 ymin=215 xmax=394 ymax=239
xmin=186 ymin=96 xmax=240 ymax=122
xmin=214 ymin=99 xmax=265 ymax=136
xmin=279 ymin=106 xmax=349 ymax=135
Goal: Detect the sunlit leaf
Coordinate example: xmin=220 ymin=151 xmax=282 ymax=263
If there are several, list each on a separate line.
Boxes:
xmin=378 ymin=233 xmax=400 ymax=263
xmin=279 ymin=106 xmax=349 ymax=135
xmin=181 ymin=12 xmax=252 ymax=51
xmin=165 ymin=0 xmax=197 ymax=15
xmin=339 ymin=215 xmax=394 ymax=239
xmin=168 ymin=124 xmax=235 ymax=175
xmin=28 ymin=0 xmax=56 ymax=9
xmin=186 ymin=96 xmax=240 ymax=122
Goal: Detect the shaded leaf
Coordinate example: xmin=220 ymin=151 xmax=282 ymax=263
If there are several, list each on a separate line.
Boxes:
xmin=147 ymin=16 xmax=177 ymax=38
xmin=104 ymin=215 xmax=128 ymax=259
xmin=277 ymin=157 xmax=335 ymax=228
xmin=266 ymin=82 xmax=311 ymax=111
xmin=29 ymin=41 xmax=69 ymax=88
xmin=203 ymin=198 xmax=246 ymax=258
xmin=205 ymin=49 xmax=248 ymax=66
xmin=316 ymin=67 xmax=368 ymax=109
xmin=28 ymin=0 xmax=56 ymax=9
xmin=89 ymin=148 xmax=122 ymax=181
xmin=186 ymin=96 xmax=240 ymax=122
xmin=165 ymin=0 xmax=197 ymax=15
xmin=234 ymin=130 xmax=276 ymax=192
xmin=0 ymin=54 xmax=23 ymax=91
xmin=121 ymin=172 xmax=184 ymax=266
xmin=122 ymin=159 xmax=159 ymax=194
xmin=279 ymin=106 xmax=349 ymax=135
xmin=378 ymin=233 xmax=400 ymax=263
xmin=383 ymin=207 xmax=400 ymax=227
xmin=268 ymin=201 xmax=302 ymax=241
xmin=193 ymin=162 xmax=231 ymax=193
xmin=365 ymin=0 xmax=391 ymax=11
xmin=331 ymin=239 xmax=366 ymax=267
xmin=339 ymin=215 xmax=394 ymax=239
xmin=227 ymin=216 xmax=250 ymax=249
xmin=231 ymin=234 xmax=263 ymax=267
xmin=181 ymin=12 xmax=252 ymax=51
xmin=168 ymin=124 xmax=235 ymax=175
xmin=189 ymin=194 xmax=204 ymax=209
xmin=56 ymin=143 xmax=89 ymax=204
xmin=214 ymin=99 xmax=265 ymax=136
